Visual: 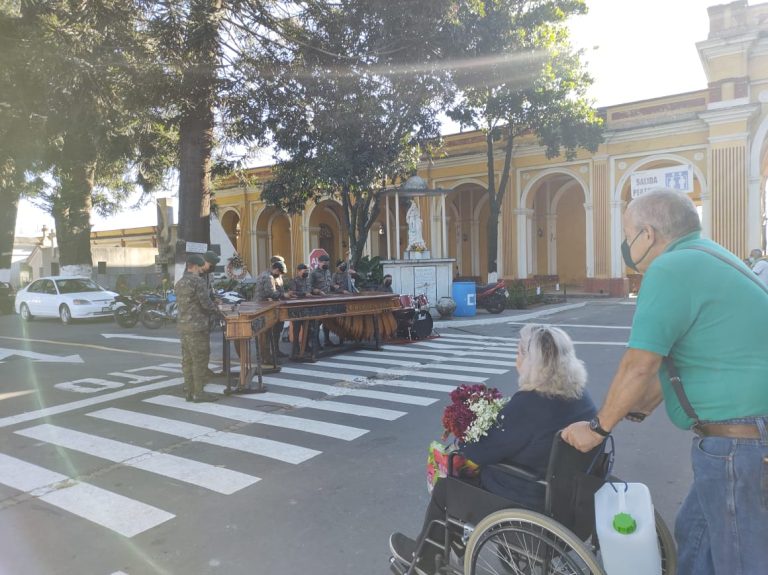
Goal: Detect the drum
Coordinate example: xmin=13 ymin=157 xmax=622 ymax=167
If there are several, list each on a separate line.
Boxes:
xmin=399 ymin=294 xmax=414 ymax=309
xmin=412 ymin=311 xmax=433 ymax=340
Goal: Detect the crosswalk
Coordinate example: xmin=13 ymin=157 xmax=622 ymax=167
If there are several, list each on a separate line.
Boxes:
xmin=0 ymin=333 xmax=518 ymax=539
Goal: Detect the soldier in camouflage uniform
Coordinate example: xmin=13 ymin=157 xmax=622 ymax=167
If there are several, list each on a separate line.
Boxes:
xmin=175 ymin=254 xmax=220 ymax=402
xmin=310 ymin=254 xmax=342 ymax=346
xmin=287 ymin=263 xmax=312 ymax=354
xmin=332 ymin=260 xmax=358 ymax=294
xmin=254 ymin=260 xmax=290 ymax=363
xmin=202 ymin=250 xmax=221 ymax=376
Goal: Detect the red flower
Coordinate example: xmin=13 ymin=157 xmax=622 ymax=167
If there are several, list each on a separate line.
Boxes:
xmin=441 ymin=384 xmax=504 ymax=442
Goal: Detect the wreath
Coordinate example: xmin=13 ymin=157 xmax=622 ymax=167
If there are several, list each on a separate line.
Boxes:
xmin=225 ymin=254 xmax=247 ymax=280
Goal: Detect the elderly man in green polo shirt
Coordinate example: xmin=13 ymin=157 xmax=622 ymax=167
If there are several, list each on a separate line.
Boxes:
xmin=563 ymin=188 xmax=768 ymax=575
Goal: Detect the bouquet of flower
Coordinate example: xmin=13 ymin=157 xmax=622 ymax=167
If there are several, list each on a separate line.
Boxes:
xmin=426 ymin=384 xmax=508 ymax=492
xmin=441 ymin=384 xmax=509 ymax=444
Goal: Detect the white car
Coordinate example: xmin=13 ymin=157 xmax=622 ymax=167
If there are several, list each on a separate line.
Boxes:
xmin=15 ymin=276 xmax=118 ymax=324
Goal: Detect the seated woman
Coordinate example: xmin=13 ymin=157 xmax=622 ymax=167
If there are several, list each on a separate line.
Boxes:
xmin=390 ymin=324 xmax=597 ymax=574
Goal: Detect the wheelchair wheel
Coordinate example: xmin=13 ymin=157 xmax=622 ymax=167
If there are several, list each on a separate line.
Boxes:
xmin=655 ymin=510 xmax=677 ymax=575
xmin=464 ymin=509 xmax=605 ymax=575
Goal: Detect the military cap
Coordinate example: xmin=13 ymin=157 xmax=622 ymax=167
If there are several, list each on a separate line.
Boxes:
xmin=186 ymin=253 xmax=205 ymax=266
xmin=203 ymin=250 xmax=220 ymax=265
xmin=270 ymin=255 xmax=285 ymax=264
xmin=318 ymin=254 xmax=331 ymax=262
xmin=296 ymin=263 xmax=309 ymax=270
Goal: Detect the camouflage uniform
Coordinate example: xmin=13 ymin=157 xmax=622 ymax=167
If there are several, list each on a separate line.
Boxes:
xmin=175 ymin=270 xmax=219 ymax=397
xmin=254 ymin=270 xmax=284 ymax=301
xmin=332 ymin=270 xmax=357 ymax=293
xmin=287 ymin=274 xmax=311 ymax=297
xmin=254 ymin=269 xmax=285 ymax=362
xmin=310 ymin=267 xmax=333 ymax=294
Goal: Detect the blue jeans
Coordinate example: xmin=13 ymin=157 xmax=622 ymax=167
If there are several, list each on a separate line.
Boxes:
xmin=675 ymin=418 xmax=768 ymax=575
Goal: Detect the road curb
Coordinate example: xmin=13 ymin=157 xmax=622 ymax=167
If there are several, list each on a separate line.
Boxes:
xmin=433 ymin=301 xmax=587 ymax=329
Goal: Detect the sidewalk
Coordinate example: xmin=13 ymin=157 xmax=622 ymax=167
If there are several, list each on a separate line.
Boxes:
xmin=433 ymin=297 xmax=632 ymax=329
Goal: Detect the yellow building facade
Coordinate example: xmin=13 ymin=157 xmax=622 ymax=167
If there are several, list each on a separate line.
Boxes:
xmin=215 ymin=0 xmax=768 ymax=295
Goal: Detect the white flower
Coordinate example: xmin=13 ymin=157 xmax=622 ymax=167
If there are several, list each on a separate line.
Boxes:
xmin=463 ymin=397 xmax=509 ymax=444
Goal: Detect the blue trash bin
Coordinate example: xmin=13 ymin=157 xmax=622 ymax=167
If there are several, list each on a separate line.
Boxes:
xmin=452 ymin=282 xmax=477 ymax=317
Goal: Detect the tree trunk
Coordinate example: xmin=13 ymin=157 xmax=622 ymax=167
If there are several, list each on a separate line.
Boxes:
xmin=0 ymin=188 xmax=19 ymax=283
xmin=178 ymin=108 xmax=213 ymax=246
xmin=487 ymin=204 xmax=500 ymax=275
xmin=176 ymin=0 xmax=223 ymax=250
xmin=53 ymin=161 xmax=95 ymax=277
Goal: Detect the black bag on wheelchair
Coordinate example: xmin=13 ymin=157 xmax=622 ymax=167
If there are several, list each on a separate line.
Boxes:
xmin=546 ymin=435 xmax=614 ymax=540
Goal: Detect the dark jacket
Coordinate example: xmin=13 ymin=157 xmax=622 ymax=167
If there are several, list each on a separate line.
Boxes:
xmin=459 ymin=390 xmax=597 ymax=509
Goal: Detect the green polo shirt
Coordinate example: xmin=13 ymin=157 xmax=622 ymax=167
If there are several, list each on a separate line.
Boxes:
xmin=628 ymin=231 xmax=768 ymax=429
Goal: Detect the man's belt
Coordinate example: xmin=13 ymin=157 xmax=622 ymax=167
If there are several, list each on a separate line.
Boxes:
xmin=693 ymin=423 xmax=761 ymax=439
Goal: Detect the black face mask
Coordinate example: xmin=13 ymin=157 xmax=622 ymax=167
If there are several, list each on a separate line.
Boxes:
xmin=339 ymin=264 xmax=347 ymax=271
xmin=301 ymin=272 xmax=309 ymax=278
xmin=621 ymin=228 xmax=653 ymax=272
xmin=383 ymin=280 xmax=391 ymax=286
xmin=321 ymin=264 xmax=328 ymax=270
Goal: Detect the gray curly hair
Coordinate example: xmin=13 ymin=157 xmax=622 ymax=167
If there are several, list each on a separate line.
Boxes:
xmin=517 ymin=324 xmax=587 ymax=399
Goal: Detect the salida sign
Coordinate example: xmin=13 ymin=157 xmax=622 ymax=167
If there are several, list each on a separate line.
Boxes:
xmin=308 ymin=248 xmax=329 ymax=270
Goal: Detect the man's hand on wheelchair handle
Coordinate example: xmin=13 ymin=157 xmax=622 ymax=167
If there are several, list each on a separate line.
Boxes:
xmin=561 ymin=421 xmax=605 ymax=453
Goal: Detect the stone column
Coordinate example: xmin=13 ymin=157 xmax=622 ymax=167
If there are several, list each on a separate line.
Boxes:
xmin=515 ymin=208 xmax=534 ymax=278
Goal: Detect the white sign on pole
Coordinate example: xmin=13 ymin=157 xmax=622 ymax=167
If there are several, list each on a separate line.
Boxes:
xmin=185 ymin=241 xmax=208 ymax=253
xmin=630 ymin=165 xmax=693 ymax=198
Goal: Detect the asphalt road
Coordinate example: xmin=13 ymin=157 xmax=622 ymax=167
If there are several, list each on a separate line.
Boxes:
xmin=0 ymin=301 xmax=692 ymax=575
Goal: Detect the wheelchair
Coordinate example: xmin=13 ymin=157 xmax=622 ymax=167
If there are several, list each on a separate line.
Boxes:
xmin=389 ymin=434 xmax=677 ymax=575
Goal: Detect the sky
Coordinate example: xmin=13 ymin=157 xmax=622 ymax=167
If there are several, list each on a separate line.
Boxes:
xmin=15 ymin=0 xmax=717 ymax=237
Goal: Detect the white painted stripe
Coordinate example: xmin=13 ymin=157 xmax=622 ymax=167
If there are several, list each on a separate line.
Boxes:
xmin=439 ymin=333 xmax=519 ymax=342
xmin=420 ymin=363 xmax=507 ymax=374
xmin=205 ymin=384 xmax=405 ymax=421
xmin=367 ymin=379 xmax=455 ymax=393
xmin=404 ymin=341 xmax=517 ymax=353
xmin=16 ymin=424 xmax=259 ymax=495
xmin=344 ymin=356 xmax=421 ymax=367
xmin=0 ymin=378 xmax=183 ymax=429
xmin=145 ymin=395 xmax=368 ymax=440
xmin=0 ymin=453 xmax=174 ymax=537
xmin=460 ymin=351 xmax=515 ymax=359
xmin=262 ymin=375 xmax=438 ymax=405
xmin=344 ymin=351 xmax=514 ymax=373
xmin=308 ymin=360 xmax=487 ymax=383
xmin=88 ymin=408 xmax=319 ymax=464
xmin=422 ymin=338 xmax=517 ymax=349
xmin=506 ymin=322 xmax=631 ymax=330
xmin=353 ymin=350 xmax=516 ymax=367
xmin=101 ymin=333 xmax=181 ymax=343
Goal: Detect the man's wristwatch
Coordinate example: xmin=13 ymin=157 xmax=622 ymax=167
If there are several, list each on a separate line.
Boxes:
xmin=588 ymin=416 xmax=610 ymax=437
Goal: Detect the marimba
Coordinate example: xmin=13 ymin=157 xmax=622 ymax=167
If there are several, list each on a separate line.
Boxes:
xmin=219 ymin=292 xmax=400 ymax=393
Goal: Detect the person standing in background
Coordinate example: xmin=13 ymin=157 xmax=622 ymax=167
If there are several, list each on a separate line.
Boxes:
xmin=748 ymin=248 xmax=768 ymax=286
xmin=175 ymin=254 xmax=220 ymax=403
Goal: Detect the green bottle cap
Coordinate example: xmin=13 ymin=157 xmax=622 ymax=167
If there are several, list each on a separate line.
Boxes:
xmin=612 ymin=512 xmax=637 ymax=534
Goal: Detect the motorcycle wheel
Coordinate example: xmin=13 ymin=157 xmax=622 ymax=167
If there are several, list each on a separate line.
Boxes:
xmin=485 ymin=294 xmax=507 ymax=314
xmin=114 ymin=306 xmax=139 ymax=328
xmin=140 ymin=309 xmax=165 ymax=329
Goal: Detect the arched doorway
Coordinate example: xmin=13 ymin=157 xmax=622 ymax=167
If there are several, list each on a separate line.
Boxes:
xmin=522 ymin=172 xmax=588 ymax=286
xmin=446 ymin=182 xmax=489 ymax=279
xmin=220 ymin=210 xmax=241 ymax=253
xmin=255 ymin=207 xmax=293 ymax=272
xmin=308 ymin=200 xmax=345 ymax=265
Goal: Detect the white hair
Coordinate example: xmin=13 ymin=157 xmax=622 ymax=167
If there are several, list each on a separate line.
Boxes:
xmin=626 ymin=188 xmax=701 ymax=241
xmin=517 ymin=324 xmax=587 ymax=399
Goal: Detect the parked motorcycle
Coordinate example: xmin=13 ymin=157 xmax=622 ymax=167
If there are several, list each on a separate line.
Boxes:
xmin=476 ymin=279 xmax=509 ymax=314
xmin=112 ymin=292 xmax=172 ymax=329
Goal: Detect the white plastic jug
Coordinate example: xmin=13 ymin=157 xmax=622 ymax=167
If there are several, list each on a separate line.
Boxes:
xmin=594 ymin=482 xmax=662 ymax=575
